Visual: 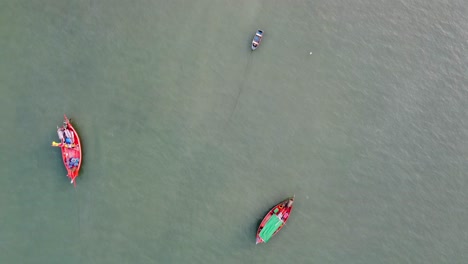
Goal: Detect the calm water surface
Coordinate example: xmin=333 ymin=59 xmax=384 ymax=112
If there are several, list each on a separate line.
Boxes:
xmin=1 ymin=0 xmax=467 ymax=263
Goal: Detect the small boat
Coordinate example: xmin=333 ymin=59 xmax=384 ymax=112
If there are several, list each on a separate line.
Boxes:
xmin=256 ymin=196 xmax=294 ymax=244
xmin=52 ymin=115 xmax=82 ymax=185
xmin=251 ymin=29 xmax=263 ymax=50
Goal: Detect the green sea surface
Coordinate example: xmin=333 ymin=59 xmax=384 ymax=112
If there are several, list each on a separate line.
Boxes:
xmin=1 ymin=0 xmax=467 ymax=263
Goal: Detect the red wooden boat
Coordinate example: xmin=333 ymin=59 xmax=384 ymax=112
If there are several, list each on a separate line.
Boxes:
xmin=52 ymin=115 xmax=82 ymax=185
xmin=256 ymin=196 xmax=294 ymax=244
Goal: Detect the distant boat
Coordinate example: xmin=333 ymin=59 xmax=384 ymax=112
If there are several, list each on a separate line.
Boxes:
xmin=251 ymin=29 xmax=263 ymax=50
xmin=256 ymin=196 xmax=294 ymax=244
xmin=52 ymin=115 xmax=82 ymax=185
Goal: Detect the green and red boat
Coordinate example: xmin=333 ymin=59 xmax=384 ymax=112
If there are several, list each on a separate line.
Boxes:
xmin=256 ymin=196 xmax=295 ymax=244
xmin=52 ymin=115 xmax=82 ymax=185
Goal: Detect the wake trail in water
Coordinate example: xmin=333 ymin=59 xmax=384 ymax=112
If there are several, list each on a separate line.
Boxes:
xmin=227 ymin=54 xmax=253 ymax=123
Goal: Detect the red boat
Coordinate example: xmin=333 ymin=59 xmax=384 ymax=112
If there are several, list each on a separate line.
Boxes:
xmin=256 ymin=196 xmax=294 ymax=244
xmin=52 ymin=115 xmax=82 ymax=185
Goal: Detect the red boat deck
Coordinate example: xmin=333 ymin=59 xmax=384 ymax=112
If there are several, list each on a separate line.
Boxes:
xmin=54 ymin=115 xmax=82 ymax=185
xmin=256 ymin=196 xmax=294 ymax=244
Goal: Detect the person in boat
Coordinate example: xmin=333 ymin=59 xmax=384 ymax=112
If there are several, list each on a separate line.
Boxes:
xmin=57 ymin=125 xmax=73 ymax=141
xmin=68 ymin=158 xmax=79 ymax=168
xmin=57 ymin=127 xmax=65 ymax=141
xmin=52 ymin=141 xmax=62 ymax=147
xmin=253 ymin=42 xmax=258 ymax=48
xmin=52 ymin=141 xmax=77 ymax=148
xmin=63 ymin=127 xmax=74 ymax=143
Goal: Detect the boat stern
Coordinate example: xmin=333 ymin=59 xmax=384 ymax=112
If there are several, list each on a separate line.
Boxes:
xmin=251 ymin=42 xmax=259 ymax=50
xmin=255 ymin=237 xmax=263 ymax=244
